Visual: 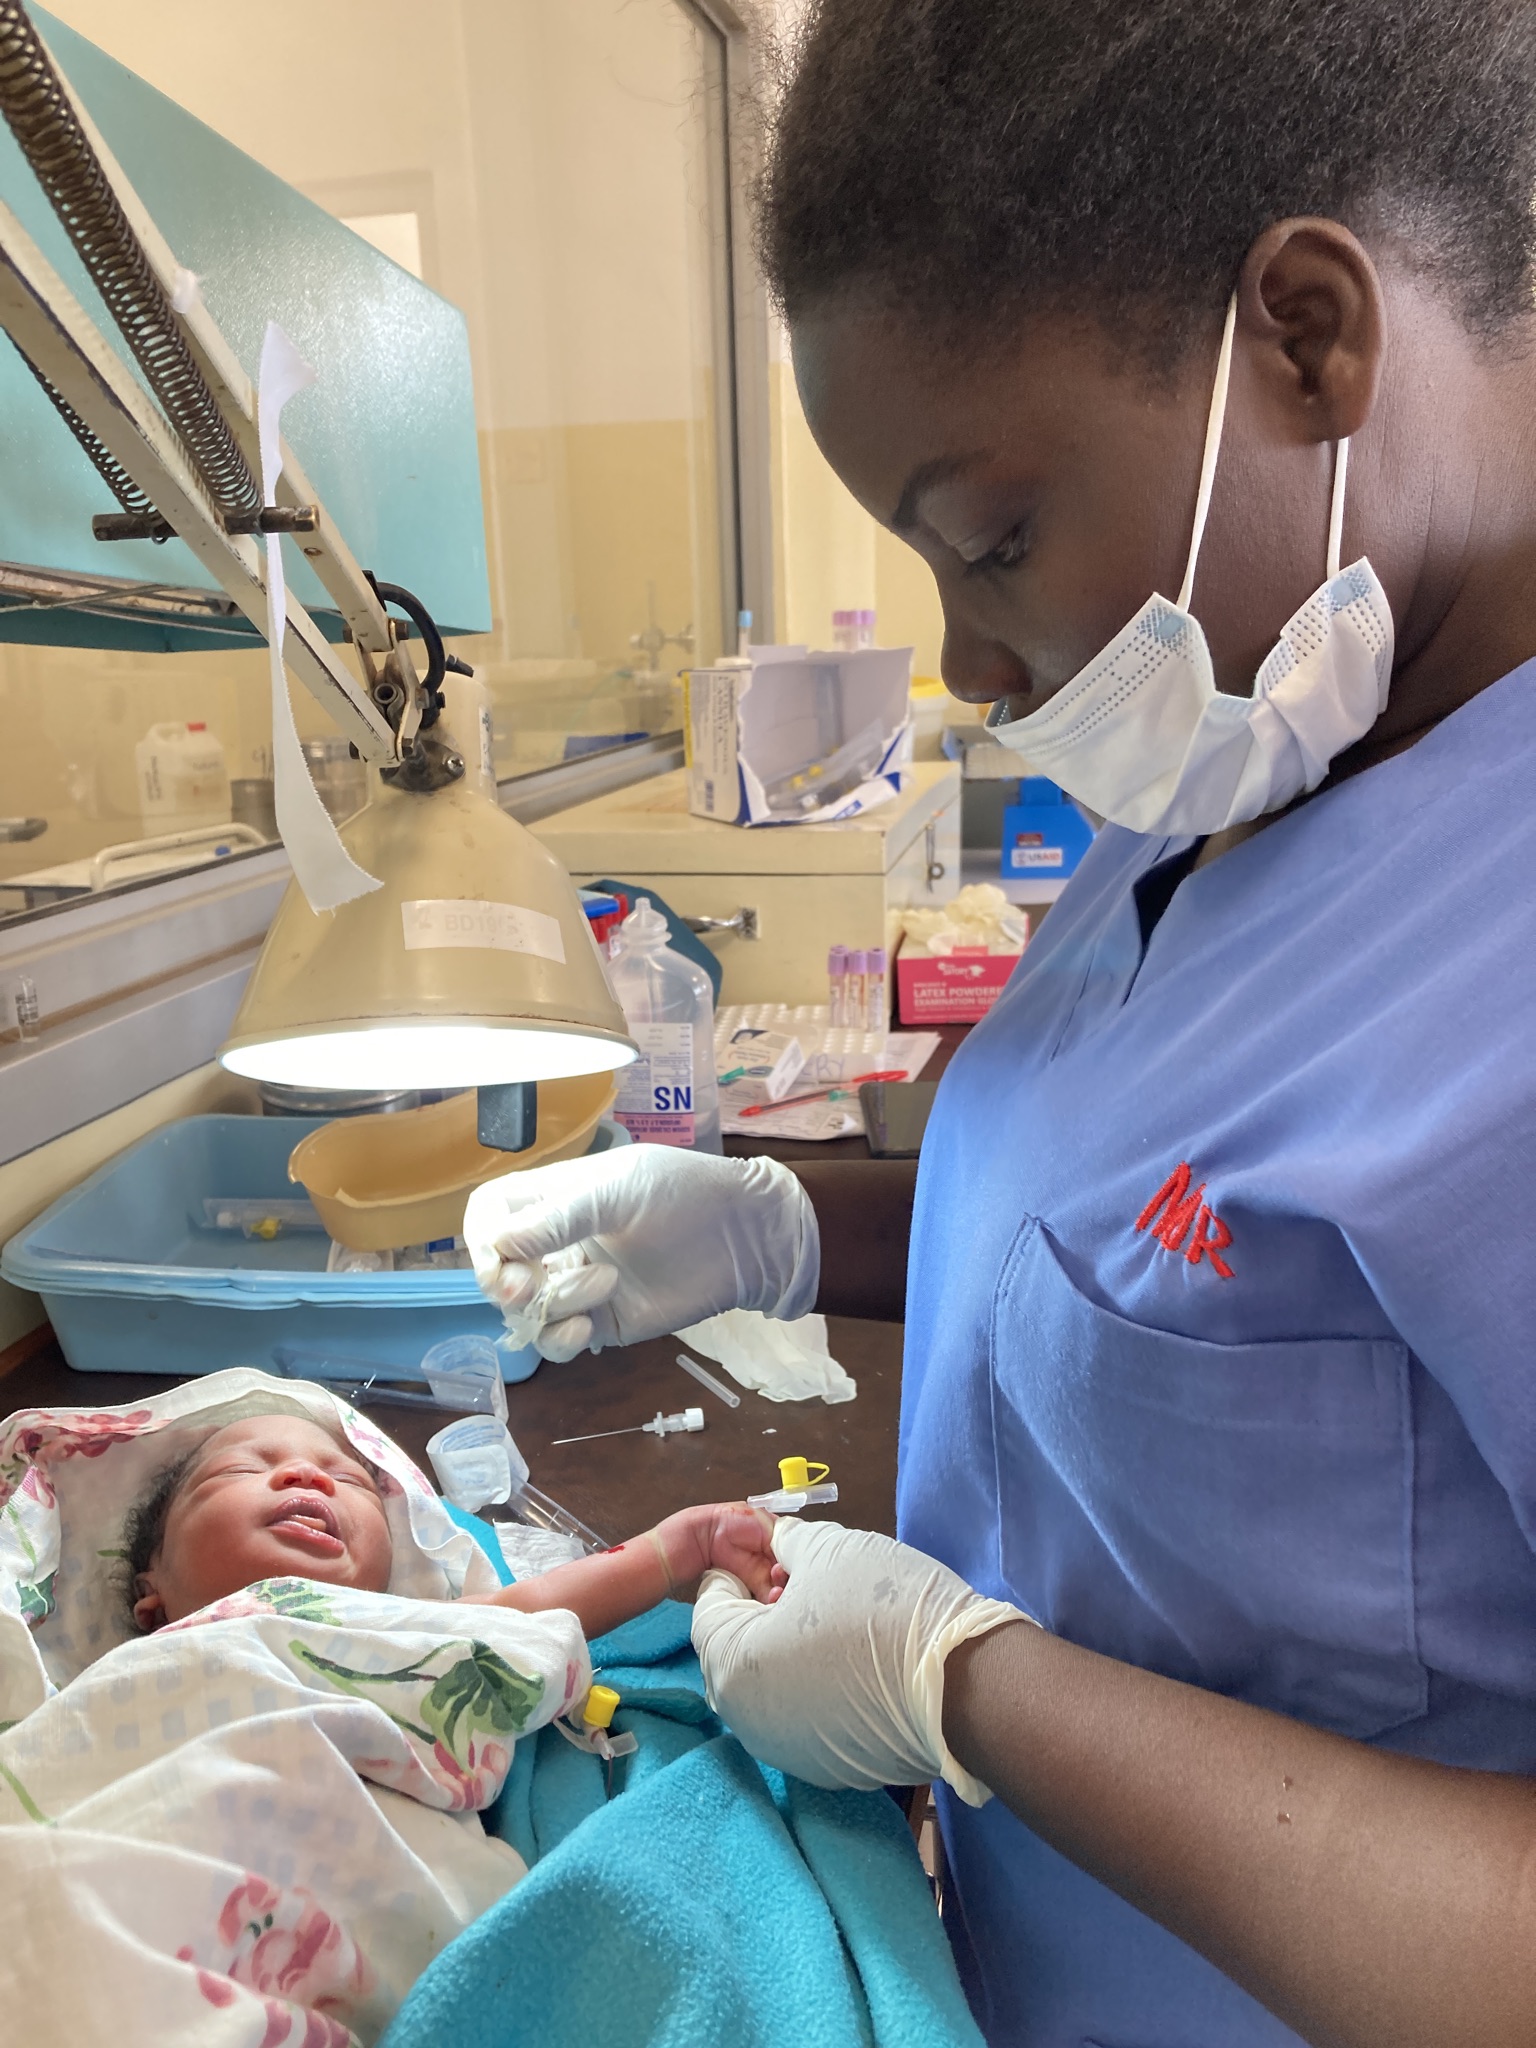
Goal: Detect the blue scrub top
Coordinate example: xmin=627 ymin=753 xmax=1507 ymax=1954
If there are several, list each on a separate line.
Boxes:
xmin=900 ymin=660 xmax=1536 ymax=2046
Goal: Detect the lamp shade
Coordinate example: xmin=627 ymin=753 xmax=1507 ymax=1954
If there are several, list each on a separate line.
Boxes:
xmin=220 ymin=777 xmax=637 ymax=1090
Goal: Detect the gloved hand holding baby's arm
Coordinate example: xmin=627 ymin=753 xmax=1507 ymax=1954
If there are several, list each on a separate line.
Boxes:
xmin=652 ymin=1502 xmax=788 ymax=1605
xmin=691 ymin=1517 xmax=1031 ymax=1804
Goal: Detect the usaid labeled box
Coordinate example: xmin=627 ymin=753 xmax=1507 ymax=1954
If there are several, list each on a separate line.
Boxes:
xmin=686 ymin=646 xmax=913 ymax=826
xmin=1000 ymin=776 xmax=1095 ymax=878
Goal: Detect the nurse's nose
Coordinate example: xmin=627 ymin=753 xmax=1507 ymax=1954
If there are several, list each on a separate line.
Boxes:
xmin=270 ymin=1459 xmax=335 ymax=1496
xmin=939 ymin=610 xmax=1031 ymax=706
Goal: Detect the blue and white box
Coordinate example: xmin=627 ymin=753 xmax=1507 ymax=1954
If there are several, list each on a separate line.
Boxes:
xmin=685 ymin=644 xmax=913 ymax=826
xmin=1001 ymin=776 xmax=1095 ymax=878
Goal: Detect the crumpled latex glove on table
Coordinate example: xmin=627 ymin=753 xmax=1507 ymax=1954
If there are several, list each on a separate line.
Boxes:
xmin=464 ymin=1145 xmax=819 ymax=1364
xmin=676 ymin=1307 xmax=856 ymax=1403
xmin=691 ymin=1518 xmax=1029 ymax=1805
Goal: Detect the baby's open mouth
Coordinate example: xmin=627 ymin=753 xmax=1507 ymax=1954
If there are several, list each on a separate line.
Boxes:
xmin=266 ymin=1494 xmax=344 ymax=1554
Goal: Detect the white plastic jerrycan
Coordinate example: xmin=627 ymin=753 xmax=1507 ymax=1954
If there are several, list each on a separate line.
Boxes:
xmin=135 ymin=721 xmax=231 ymax=828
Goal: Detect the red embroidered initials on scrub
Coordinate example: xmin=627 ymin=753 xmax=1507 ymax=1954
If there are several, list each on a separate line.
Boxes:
xmin=1136 ymin=1162 xmax=1234 ymax=1279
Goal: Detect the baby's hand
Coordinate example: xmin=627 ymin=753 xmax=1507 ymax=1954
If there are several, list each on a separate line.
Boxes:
xmin=655 ymin=1503 xmax=789 ymax=1606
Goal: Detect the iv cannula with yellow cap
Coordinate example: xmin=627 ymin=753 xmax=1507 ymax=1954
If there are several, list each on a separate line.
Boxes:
xmin=748 ymin=1456 xmax=839 ymax=1513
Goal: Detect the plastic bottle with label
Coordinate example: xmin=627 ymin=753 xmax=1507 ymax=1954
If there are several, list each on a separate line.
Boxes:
xmin=135 ymin=720 xmax=231 ymax=828
xmin=606 ymin=896 xmax=721 ymax=1152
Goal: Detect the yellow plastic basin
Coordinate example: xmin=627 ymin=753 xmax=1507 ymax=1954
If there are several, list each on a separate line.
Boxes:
xmin=288 ymin=1072 xmax=616 ymax=1251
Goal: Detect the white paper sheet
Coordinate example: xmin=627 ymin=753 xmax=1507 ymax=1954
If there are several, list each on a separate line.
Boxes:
xmin=256 ymin=321 xmax=381 ymax=913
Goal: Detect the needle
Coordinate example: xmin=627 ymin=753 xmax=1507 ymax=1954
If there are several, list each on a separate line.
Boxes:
xmin=551 ymin=1424 xmax=647 ymax=1445
xmin=552 ymin=1408 xmax=705 ymax=1445
xmin=737 ymin=1068 xmax=907 ymax=1117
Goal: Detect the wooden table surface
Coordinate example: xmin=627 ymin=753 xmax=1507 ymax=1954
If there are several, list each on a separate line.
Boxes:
xmin=0 ymin=1026 xmax=972 ymax=1543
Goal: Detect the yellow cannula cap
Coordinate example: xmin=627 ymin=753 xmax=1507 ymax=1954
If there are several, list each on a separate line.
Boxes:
xmin=778 ymin=1456 xmax=830 ymax=1490
xmin=582 ymin=1683 xmax=620 ymax=1731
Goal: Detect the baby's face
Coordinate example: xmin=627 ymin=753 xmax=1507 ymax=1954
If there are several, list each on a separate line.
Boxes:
xmin=133 ymin=1415 xmax=395 ymax=1628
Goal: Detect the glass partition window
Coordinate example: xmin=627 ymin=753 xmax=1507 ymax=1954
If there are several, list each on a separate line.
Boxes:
xmin=0 ymin=0 xmax=744 ymax=921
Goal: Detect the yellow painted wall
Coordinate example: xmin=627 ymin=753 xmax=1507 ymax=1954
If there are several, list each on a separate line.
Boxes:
xmin=768 ymin=350 xmax=954 ymax=687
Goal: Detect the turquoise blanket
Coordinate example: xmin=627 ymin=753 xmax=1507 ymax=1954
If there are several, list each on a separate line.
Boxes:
xmin=380 ymin=1519 xmax=982 ymax=2048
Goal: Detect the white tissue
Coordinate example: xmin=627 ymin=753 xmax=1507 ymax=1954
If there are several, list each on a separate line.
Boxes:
xmin=674 ymin=1309 xmax=856 ymax=1405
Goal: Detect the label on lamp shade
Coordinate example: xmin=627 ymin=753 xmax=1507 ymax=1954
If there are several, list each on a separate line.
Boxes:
xmin=401 ymin=899 xmax=566 ymax=964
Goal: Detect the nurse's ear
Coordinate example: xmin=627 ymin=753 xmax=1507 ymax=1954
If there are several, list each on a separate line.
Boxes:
xmin=1236 ymin=219 xmax=1386 ymax=444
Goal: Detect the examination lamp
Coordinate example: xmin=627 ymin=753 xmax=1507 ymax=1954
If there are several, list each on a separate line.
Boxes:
xmin=219 ymin=772 xmax=637 ymax=1096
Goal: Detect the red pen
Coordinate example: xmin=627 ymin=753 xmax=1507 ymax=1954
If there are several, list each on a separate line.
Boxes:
xmin=738 ymin=1068 xmax=908 ymax=1117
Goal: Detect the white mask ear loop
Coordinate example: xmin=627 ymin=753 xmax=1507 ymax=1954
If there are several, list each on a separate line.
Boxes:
xmin=1176 ymin=294 xmax=1239 ymax=612
xmin=1325 ymin=436 xmax=1349 ymax=579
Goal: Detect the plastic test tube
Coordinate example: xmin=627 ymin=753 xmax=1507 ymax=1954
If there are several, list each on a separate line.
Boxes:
xmin=845 ymin=951 xmax=867 ymax=1031
xmin=864 ymin=946 xmax=888 ymax=1033
xmin=676 ymin=1352 xmax=741 ymax=1408
xmin=827 ymin=945 xmax=848 ymax=1026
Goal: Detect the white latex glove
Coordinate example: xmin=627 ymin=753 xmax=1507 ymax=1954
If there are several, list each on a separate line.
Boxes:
xmin=463 ymin=1146 xmax=818 ymax=1362
xmin=691 ymin=1517 xmax=1030 ymax=1805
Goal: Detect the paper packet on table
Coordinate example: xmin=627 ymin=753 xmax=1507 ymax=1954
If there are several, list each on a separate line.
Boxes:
xmin=718 ymin=1025 xmax=806 ymax=1106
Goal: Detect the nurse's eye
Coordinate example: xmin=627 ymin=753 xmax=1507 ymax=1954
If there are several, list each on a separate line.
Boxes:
xmin=964 ymin=524 xmax=1031 ymax=577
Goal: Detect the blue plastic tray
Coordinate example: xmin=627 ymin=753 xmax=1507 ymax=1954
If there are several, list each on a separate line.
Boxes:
xmin=1 ymin=1114 xmax=611 ymax=1381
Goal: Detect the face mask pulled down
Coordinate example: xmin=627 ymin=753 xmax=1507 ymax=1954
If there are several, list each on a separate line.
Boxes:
xmin=985 ymin=296 xmax=1394 ymax=837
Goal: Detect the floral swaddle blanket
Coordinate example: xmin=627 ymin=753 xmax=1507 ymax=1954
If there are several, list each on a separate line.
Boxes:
xmin=0 ymin=1369 xmax=591 ymax=2046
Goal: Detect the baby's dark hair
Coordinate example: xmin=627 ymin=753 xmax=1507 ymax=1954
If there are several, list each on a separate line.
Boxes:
xmin=120 ymin=1448 xmax=195 ymax=1628
xmin=760 ymin=0 xmax=1536 ymax=362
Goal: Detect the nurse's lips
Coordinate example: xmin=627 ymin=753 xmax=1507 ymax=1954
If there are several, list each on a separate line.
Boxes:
xmin=265 ymin=1493 xmax=345 ymax=1558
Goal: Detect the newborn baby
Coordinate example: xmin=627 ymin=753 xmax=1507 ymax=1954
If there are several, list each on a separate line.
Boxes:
xmin=126 ymin=1412 xmax=786 ymax=1637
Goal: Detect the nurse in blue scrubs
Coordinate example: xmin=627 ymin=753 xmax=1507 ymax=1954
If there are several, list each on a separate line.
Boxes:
xmin=465 ymin=1 xmax=1536 ymax=2039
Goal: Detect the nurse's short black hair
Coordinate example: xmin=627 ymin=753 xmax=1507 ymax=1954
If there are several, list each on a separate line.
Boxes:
xmin=760 ymin=0 xmax=1536 ymax=361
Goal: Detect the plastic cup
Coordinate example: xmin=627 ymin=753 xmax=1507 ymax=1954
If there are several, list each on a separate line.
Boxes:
xmin=420 ymin=1334 xmax=508 ymax=1420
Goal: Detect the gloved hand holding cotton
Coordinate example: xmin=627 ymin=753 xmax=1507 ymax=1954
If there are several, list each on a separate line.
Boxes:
xmin=691 ymin=1517 xmax=1030 ymax=1805
xmin=463 ymin=1146 xmax=819 ymax=1361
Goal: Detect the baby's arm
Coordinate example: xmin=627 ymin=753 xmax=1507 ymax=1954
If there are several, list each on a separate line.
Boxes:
xmin=457 ymin=1503 xmax=785 ymax=1640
